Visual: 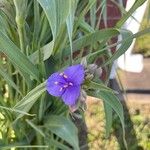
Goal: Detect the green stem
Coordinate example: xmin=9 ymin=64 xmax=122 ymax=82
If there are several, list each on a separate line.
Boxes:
xmin=14 ymin=0 xmax=25 ymax=53
xmin=18 ymin=25 xmax=25 ymax=53
xmin=14 ymin=0 xmax=27 ymax=95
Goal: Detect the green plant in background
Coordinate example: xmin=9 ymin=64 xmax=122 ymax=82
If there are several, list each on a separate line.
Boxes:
xmin=134 ymin=0 xmax=150 ymax=57
xmin=0 ymin=0 xmax=150 ymax=149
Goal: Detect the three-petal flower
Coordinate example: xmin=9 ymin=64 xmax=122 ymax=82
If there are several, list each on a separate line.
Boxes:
xmin=46 ymin=64 xmax=84 ymax=106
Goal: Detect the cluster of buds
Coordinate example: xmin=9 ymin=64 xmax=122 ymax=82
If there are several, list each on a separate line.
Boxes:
xmin=81 ymin=57 xmax=102 ymax=80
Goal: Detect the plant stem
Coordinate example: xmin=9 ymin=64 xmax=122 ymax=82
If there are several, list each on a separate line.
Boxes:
xmin=18 ymin=25 xmax=25 ymax=53
xmin=13 ymin=0 xmax=25 ymax=53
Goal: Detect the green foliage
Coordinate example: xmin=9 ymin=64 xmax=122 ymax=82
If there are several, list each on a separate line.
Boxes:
xmin=134 ymin=12 xmax=150 ymax=57
xmin=44 ymin=115 xmax=79 ymax=150
xmin=0 ymin=0 xmax=149 ymax=149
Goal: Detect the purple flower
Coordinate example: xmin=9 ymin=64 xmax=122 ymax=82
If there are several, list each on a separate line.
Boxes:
xmin=46 ymin=64 xmax=84 ymax=106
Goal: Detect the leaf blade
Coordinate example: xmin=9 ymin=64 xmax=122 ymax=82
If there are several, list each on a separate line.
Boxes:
xmin=37 ymin=0 xmax=70 ymax=39
xmin=44 ymin=115 xmax=79 ymax=150
xmin=0 ymin=30 xmax=39 ymax=80
xmin=14 ymin=81 xmax=46 ymax=119
xmin=0 ymin=66 xmax=22 ymax=95
xmin=63 ymin=28 xmax=120 ymax=57
xmin=104 ymin=101 xmax=113 ymax=138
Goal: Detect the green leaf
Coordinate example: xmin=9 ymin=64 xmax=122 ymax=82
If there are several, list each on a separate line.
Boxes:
xmin=47 ymin=139 xmax=71 ymax=150
xmin=75 ymin=0 xmax=96 ymax=27
xmin=26 ymin=119 xmax=45 ymax=137
xmin=0 ymin=65 xmax=22 ymax=95
xmin=97 ymin=91 xmax=127 ymax=148
xmin=13 ymin=81 xmax=46 ymax=119
xmin=29 ymin=40 xmax=54 ymax=64
xmin=88 ymin=88 xmax=127 ymax=148
xmin=0 ymin=141 xmax=69 ymax=150
xmin=0 ymin=105 xmax=35 ymax=117
xmin=44 ymin=115 xmax=79 ymax=150
xmin=88 ymin=89 xmax=124 ymax=128
xmin=104 ymin=29 xmax=133 ymax=66
xmin=66 ymin=0 xmax=78 ymax=63
xmin=0 ymin=13 xmax=7 ymax=33
xmin=0 ymin=30 xmax=39 ymax=80
xmin=79 ymin=20 xmax=95 ymax=33
xmin=63 ymin=28 xmax=120 ymax=57
xmin=104 ymin=102 xmax=113 ymax=138
xmin=89 ymin=81 xmax=117 ymax=93
xmin=0 ymin=145 xmax=49 ymax=149
xmin=104 ymin=28 xmax=150 ymax=66
xmin=37 ymin=0 xmax=70 ymax=39
xmin=116 ymin=0 xmax=147 ymax=28
xmin=90 ymin=0 xmax=96 ymax=28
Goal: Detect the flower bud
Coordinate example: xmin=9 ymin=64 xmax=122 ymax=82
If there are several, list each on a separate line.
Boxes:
xmin=95 ymin=67 xmax=102 ymax=77
xmin=88 ymin=64 xmax=98 ymax=73
xmin=85 ymin=74 xmax=94 ymax=80
xmin=79 ymin=89 xmax=87 ymax=102
xmin=80 ymin=57 xmax=87 ymax=68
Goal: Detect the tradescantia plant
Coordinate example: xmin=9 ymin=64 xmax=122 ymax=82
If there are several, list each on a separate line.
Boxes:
xmin=0 ymin=0 xmax=150 ymax=149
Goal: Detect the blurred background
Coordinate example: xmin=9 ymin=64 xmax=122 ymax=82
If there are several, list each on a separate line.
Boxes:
xmin=80 ymin=0 xmax=150 ymax=149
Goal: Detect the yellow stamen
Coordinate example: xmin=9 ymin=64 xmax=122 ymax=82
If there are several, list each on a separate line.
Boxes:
xmin=59 ymin=87 xmax=63 ymax=92
xmin=59 ymin=72 xmax=64 ymax=76
xmin=63 ymin=84 xmax=68 ymax=88
xmin=54 ymin=81 xmax=58 ymax=85
xmin=63 ymin=74 xmax=68 ymax=79
xmin=69 ymin=82 xmax=73 ymax=86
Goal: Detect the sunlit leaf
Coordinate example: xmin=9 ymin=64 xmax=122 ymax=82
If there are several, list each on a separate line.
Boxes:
xmin=37 ymin=0 xmax=70 ymax=39
xmin=66 ymin=0 xmax=78 ymax=63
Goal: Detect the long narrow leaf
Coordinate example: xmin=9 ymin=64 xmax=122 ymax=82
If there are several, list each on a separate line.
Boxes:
xmin=63 ymin=28 xmax=120 ymax=57
xmin=88 ymin=88 xmax=127 ymax=148
xmin=0 ymin=65 xmax=22 ymax=95
xmin=14 ymin=81 xmax=46 ymax=119
xmin=88 ymin=81 xmax=118 ymax=93
xmin=104 ymin=102 xmax=113 ymax=138
xmin=0 ymin=105 xmax=35 ymax=117
xmin=0 ymin=145 xmax=49 ymax=149
xmin=116 ymin=0 xmax=147 ymax=28
xmin=37 ymin=0 xmax=70 ymax=39
xmin=26 ymin=119 xmax=45 ymax=137
xmin=66 ymin=0 xmax=78 ymax=63
xmin=104 ymin=28 xmax=150 ymax=65
xmin=29 ymin=41 xmax=54 ymax=64
xmin=44 ymin=115 xmax=79 ymax=150
xmin=0 ymin=30 xmax=39 ymax=80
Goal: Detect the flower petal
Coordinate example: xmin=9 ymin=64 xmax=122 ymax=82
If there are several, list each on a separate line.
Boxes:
xmin=62 ymin=85 xmax=80 ymax=106
xmin=64 ymin=64 xmax=84 ymax=85
xmin=46 ymin=72 xmax=66 ymax=97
